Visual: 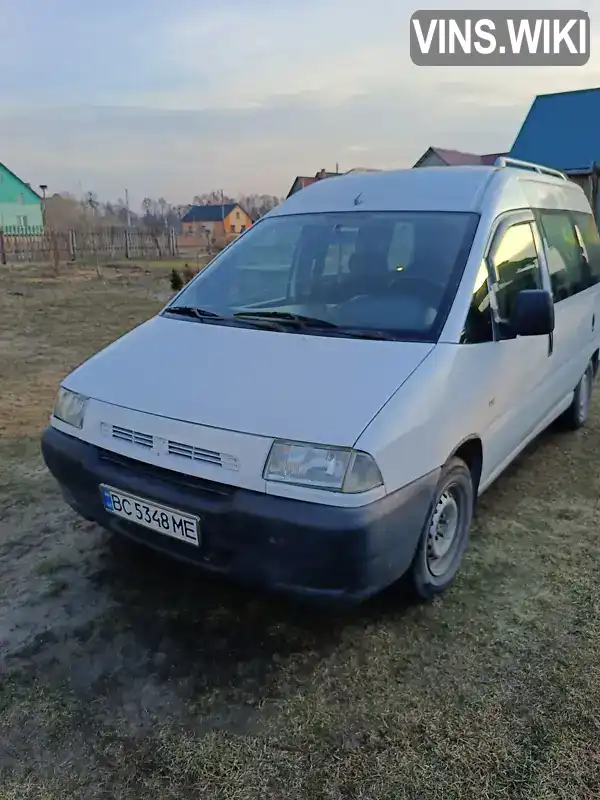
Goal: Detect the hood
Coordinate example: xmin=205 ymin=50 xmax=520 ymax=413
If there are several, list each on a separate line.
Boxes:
xmin=65 ymin=315 xmax=435 ymax=446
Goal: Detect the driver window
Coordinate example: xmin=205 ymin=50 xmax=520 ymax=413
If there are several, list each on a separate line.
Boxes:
xmin=461 ymin=260 xmax=494 ymax=344
xmin=489 ymin=222 xmax=541 ymax=320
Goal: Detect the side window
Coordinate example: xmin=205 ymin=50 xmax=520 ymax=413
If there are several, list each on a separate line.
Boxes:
xmin=221 ymin=220 xmax=302 ymax=304
xmin=461 ymin=260 xmax=494 ymax=344
xmin=536 ymin=210 xmax=586 ymax=301
xmin=489 ymin=221 xmax=541 ymax=320
xmin=387 ymin=222 xmax=415 ymax=271
xmin=322 ymin=228 xmax=357 ymax=276
xmin=571 ymin=211 xmax=600 ymax=286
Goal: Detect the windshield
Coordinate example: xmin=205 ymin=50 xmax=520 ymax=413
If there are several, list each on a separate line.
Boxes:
xmin=165 ymin=210 xmax=480 ymax=342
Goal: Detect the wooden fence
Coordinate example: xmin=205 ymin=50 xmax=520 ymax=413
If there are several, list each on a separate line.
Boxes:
xmin=0 ymin=227 xmax=179 ymax=265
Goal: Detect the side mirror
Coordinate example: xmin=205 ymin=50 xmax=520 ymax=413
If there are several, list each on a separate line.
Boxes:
xmin=510 ymin=289 xmax=555 ymax=337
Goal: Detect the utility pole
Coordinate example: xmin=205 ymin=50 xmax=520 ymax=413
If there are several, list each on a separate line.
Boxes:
xmin=39 ymin=184 xmax=48 ymax=229
xmin=221 ymin=189 xmax=225 ymax=237
xmin=125 ymin=189 xmax=131 ymax=227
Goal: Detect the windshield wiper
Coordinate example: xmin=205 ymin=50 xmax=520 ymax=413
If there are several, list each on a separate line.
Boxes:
xmin=233 ymin=311 xmax=339 ymax=329
xmin=168 ymin=307 xmax=398 ymax=339
xmin=335 ymin=328 xmax=398 ymax=341
xmin=166 ymin=306 xmax=224 ymax=320
xmin=234 ymin=311 xmax=398 ymax=340
xmin=166 ymin=305 xmax=288 ymax=332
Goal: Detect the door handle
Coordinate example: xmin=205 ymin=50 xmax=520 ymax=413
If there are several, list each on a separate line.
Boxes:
xmin=548 ymin=331 xmax=554 ymax=357
xmin=593 ymin=314 xmax=596 ymax=332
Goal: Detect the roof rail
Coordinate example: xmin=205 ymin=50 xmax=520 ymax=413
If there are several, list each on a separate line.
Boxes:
xmin=494 ymin=156 xmax=568 ymax=181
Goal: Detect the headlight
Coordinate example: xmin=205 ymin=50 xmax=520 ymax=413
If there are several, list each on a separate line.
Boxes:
xmin=263 ymin=441 xmax=383 ymax=493
xmin=52 ymin=387 xmax=88 ymax=429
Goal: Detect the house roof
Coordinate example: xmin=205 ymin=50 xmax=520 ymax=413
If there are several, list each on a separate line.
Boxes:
xmin=414 ymin=147 xmax=508 ymax=167
xmin=181 ymin=203 xmax=239 ymax=223
xmin=0 ymin=162 xmax=41 ymax=199
xmin=288 ymin=176 xmax=317 ymax=194
xmin=415 ymin=147 xmax=484 ymax=166
xmin=510 ymin=87 xmax=600 ymax=172
xmin=286 ymin=169 xmax=340 ymax=198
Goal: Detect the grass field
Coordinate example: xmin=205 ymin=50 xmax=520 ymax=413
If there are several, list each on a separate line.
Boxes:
xmin=1 ymin=262 xmax=600 ymax=799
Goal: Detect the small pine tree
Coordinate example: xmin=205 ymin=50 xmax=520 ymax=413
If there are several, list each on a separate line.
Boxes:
xmin=170 ymin=268 xmax=183 ymax=291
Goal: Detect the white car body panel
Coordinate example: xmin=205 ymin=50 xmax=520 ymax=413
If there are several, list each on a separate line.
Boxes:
xmin=63 ymin=314 xmax=434 ymax=445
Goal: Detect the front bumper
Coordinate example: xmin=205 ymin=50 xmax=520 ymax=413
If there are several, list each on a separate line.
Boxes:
xmin=41 ymin=426 xmax=439 ymax=603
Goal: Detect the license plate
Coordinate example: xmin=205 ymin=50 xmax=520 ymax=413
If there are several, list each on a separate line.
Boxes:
xmin=100 ymin=484 xmax=200 ymax=546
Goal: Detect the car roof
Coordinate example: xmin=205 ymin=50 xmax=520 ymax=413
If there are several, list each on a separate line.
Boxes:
xmin=267 ymin=165 xmax=590 ymax=218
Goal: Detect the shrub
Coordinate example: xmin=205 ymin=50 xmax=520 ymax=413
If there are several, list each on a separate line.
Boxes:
xmin=182 ymin=263 xmax=195 ymax=285
xmin=170 ymin=268 xmax=183 ymax=291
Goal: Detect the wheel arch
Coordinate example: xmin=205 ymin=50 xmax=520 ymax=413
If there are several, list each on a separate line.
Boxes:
xmin=449 ymin=436 xmax=483 ymax=500
xmin=591 ymin=348 xmax=599 ymax=378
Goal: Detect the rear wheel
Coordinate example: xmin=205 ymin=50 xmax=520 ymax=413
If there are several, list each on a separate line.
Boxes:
xmin=408 ymin=457 xmax=474 ymax=601
xmin=559 ymin=361 xmax=594 ymax=430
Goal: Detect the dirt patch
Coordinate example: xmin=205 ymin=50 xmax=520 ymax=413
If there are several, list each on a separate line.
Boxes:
xmin=1 ymin=263 xmax=600 ymax=798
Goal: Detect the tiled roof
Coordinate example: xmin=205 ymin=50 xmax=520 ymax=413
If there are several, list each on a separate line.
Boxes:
xmin=510 ymin=87 xmax=600 ymax=172
xmin=414 ymin=147 xmax=508 ymax=168
xmin=181 ymin=203 xmax=238 ymax=223
xmin=428 ymin=148 xmax=487 ymax=166
xmin=286 ymin=169 xmax=341 ymax=198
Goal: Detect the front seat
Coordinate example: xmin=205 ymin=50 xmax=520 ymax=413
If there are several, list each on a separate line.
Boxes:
xmin=339 ymin=250 xmax=390 ymax=300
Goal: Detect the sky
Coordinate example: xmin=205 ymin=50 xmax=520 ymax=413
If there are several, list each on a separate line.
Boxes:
xmin=1 ymin=0 xmax=599 ymax=210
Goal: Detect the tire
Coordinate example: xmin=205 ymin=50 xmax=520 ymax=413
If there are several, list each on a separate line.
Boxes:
xmin=559 ymin=361 xmax=594 ymax=431
xmin=407 ymin=457 xmax=474 ymax=602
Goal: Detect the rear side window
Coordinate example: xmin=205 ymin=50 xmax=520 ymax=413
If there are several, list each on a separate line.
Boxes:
xmin=535 ymin=210 xmax=588 ymax=301
xmin=489 ymin=222 xmax=541 ymax=320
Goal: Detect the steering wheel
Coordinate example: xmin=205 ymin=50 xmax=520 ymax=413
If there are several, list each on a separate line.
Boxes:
xmin=387 ymin=272 xmax=446 ymax=307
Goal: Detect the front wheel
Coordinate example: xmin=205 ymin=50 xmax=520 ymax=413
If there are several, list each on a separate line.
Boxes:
xmin=408 ymin=457 xmax=474 ymax=601
xmin=559 ymin=361 xmax=594 ymax=430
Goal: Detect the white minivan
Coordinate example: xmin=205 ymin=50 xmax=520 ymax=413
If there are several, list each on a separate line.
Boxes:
xmin=42 ymin=158 xmax=600 ymax=603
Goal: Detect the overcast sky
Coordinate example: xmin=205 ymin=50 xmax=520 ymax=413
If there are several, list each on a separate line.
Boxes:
xmin=1 ymin=0 xmax=598 ymax=209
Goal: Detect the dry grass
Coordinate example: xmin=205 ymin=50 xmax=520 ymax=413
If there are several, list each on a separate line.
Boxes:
xmin=1 ymin=262 xmax=600 ymax=799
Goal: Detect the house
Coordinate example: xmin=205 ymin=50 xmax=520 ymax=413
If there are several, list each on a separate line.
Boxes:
xmin=286 ymin=168 xmax=340 ymax=198
xmin=180 ymin=203 xmax=253 ymax=244
xmin=413 ymin=147 xmax=508 ymax=168
xmin=0 ymin=163 xmax=44 ymax=234
xmin=509 ymin=87 xmax=600 ymax=215
xmin=510 ymin=88 xmax=600 ymax=173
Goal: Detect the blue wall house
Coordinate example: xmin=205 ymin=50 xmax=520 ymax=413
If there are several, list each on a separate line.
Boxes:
xmin=510 ymin=87 xmax=600 ymax=217
xmin=0 ymin=162 xmax=44 ymax=233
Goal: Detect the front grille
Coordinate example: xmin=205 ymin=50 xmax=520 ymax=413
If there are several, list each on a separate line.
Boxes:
xmin=97 ymin=447 xmax=234 ymax=498
xmin=106 ymin=423 xmax=238 ymax=471
xmin=167 ymin=439 xmax=239 ymax=471
xmin=111 ymin=425 xmax=153 ymax=449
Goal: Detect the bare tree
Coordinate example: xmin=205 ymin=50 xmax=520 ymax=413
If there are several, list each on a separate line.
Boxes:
xmin=84 ymin=192 xmax=102 ymax=277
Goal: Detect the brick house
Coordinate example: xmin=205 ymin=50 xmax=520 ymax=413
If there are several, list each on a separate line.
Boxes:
xmin=180 ymin=203 xmax=253 ymax=247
